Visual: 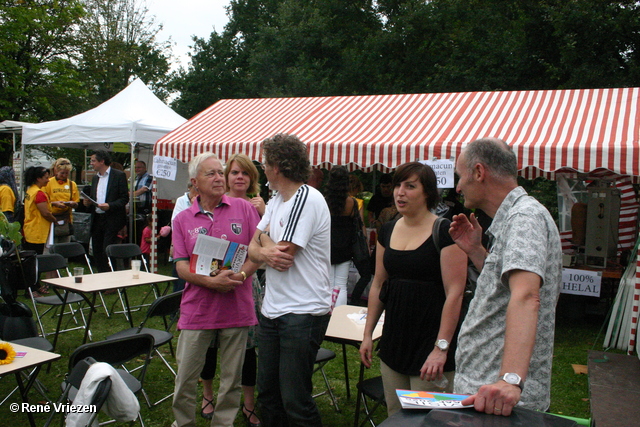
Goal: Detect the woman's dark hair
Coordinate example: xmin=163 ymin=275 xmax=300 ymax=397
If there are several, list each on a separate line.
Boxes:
xmin=326 ymin=167 xmax=350 ymax=216
xmin=0 ymin=166 xmax=19 ymax=211
xmin=392 ymin=162 xmax=440 ymax=210
xmin=24 ymin=166 xmax=49 ymax=190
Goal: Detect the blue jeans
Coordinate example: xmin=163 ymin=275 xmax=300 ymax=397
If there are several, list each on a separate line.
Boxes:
xmin=257 ymin=312 xmax=330 ymax=427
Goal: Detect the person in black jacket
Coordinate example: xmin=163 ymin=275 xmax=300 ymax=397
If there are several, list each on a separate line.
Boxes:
xmin=82 ymin=150 xmax=129 ymax=272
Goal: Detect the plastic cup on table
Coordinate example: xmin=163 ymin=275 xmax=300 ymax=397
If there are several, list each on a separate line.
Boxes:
xmin=73 ymin=267 xmax=84 ymax=283
xmin=131 ymin=260 xmax=141 ymax=279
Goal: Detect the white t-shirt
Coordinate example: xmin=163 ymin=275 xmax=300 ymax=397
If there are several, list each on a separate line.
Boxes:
xmin=258 ymin=185 xmax=332 ymax=318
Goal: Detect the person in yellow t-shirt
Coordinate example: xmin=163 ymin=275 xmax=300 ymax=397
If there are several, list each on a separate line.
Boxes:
xmin=44 ymin=158 xmax=80 ymax=243
xmin=0 ymin=166 xmax=19 ymax=222
xmin=23 ymin=166 xmax=56 ymax=254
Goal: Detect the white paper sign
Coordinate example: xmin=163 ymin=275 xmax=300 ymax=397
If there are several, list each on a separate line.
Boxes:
xmin=561 ymin=268 xmax=602 ymax=297
xmin=153 ymin=155 xmax=178 ymax=181
xmin=420 ymin=159 xmax=455 ymax=188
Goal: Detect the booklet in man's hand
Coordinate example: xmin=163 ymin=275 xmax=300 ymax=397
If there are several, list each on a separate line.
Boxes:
xmin=395 ymin=390 xmax=472 ymax=409
xmin=189 ymin=233 xmax=247 ymax=275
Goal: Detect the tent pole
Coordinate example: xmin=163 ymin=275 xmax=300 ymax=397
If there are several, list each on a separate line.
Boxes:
xmin=151 ymin=177 xmax=157 ymax=273
xmin=130 ymin=143 xmax=136 ymax=244
xmin=19 ymin=138 xmax=25 ymax=199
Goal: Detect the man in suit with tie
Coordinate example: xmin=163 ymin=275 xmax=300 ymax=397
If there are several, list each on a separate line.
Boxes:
xmin=83 ymin=150 xmax=129 ymax=272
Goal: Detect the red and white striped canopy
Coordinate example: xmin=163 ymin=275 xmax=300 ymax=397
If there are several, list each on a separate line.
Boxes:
xmin=155 ymin=87 xmax=640 ymax=177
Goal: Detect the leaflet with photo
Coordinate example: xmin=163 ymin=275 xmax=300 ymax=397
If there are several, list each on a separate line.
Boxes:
xmin=189 ymin=233 xmax=247 ymax=275
xmin=396 ymin=390 xmax=473 ymax=409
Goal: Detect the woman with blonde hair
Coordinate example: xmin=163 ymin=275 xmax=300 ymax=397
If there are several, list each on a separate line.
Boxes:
xmin=44 ymin=158 xmax=80 ymax=243
xmin=225 ymin=153 xmax=266 ymax=216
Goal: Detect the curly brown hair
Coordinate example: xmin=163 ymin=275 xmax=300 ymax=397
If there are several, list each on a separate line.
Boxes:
xmin=261 ymin=133 xmax=311 ymax=183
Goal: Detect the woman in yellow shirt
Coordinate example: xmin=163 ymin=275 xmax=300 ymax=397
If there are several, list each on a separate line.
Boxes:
xmin=44 ymin=158 xmax=80 ymax=243
xmin=0 ymin=166 xmax=19 ymax=222
xmin=23 ymin=166 xmax=56 ymax=255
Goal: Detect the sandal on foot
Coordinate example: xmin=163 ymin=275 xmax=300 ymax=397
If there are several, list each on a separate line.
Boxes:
xmin=200 ymin=396 xmax=214 ymax=420
xmin=242 ymin=404 xmax=261 ymax=427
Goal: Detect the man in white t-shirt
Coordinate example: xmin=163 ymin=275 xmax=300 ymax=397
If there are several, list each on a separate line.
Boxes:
xmin=249 ymin=133 xmax=331 ymax=427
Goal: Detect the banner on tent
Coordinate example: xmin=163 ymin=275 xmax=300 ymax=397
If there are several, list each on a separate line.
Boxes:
xmin=561 ymin=268 xmax=602 ymax=297
xmin=419 ymin=159 xmax=455 ymax=189
xmin=153 ymin=155 xmax=178 ymax=181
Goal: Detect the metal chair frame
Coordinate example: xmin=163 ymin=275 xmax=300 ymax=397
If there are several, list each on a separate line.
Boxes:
xmin=105 ymin=243 xmax=161 ymax=322
xmin=313 ymin=347 xmax=341 ymax=412
xmin=355 ymin=375 xmax=386 ymax=427
xmin=28 ymin=254 xmax=90 ymax=340
xmin=105 ymin=290 xmax=182 ymax=407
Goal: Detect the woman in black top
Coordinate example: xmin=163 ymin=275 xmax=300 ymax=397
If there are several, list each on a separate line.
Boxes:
xmin=326 ymin=166 xmax=360 ymax=307
xmin=359 ymin=162 xmax=467 ymax=416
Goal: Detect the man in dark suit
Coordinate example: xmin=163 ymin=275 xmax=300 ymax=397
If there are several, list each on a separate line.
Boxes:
xmin=83 ymin=150 xmax=129 ymax=272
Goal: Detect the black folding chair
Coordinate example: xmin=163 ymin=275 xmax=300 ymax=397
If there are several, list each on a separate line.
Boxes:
xmin=355 ymin=376 xmax=386 ymax=427
xmin=0 ymin=301 xmax=54 ymax=405
xmin=66 ymin=334 xmax=155 ymax=426
xmin=43 ymin=357 xmax=111 ymax=427
xmin=50 ymin=242 xmax=110 ymax=317
xmin=105 ymin=243 xmax=162 ymax=321
xmin=106 ymin=290 xmax=182 ymax=407
xmin=313 ymin=347 xmax=341 ymax=412
xmin=28 ymin=254 xmax=90 ymax=343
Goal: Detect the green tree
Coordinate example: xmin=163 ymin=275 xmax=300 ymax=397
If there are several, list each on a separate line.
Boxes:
xmin=171 ymin=0 xmax=640 ymax=116
xmin=170 ymin=0 xmax=382 ymax=115
xmin=77 ymin=0 xmax=173 ymax=104
xmin=0 ymin=0 xmax=87 ymax=122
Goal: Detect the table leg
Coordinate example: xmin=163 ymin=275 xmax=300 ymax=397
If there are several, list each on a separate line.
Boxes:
xmin=82 ymin=293 xmax=98 ymax=344
xmin=353 ymin=362 xmax=366 ymax=427
xmin=14 ymin=367 xmax=39 ymax=427
xmin=342 ymin=343 xmax=351 ymax=399
xmin=122 ymin=288 xmax=134 ymax=328
xmin=50 ymin=289 xmax=69 ymax=353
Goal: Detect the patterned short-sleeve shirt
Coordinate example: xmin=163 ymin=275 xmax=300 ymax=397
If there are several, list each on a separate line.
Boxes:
xmin=454 ymin=186 xmax=562 ymax=411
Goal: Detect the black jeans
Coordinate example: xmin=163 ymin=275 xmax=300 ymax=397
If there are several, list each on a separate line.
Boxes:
xmin=257 ymin=312 xmax=330 ymax=427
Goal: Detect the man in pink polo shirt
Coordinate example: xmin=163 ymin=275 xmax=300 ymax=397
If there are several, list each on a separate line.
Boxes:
xmin=171 ymin=152 xmax=261 ymax=427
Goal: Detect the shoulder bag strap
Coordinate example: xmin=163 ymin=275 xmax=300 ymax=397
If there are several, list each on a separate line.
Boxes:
xmin=432 ymin=217 xmax=444 ymax=254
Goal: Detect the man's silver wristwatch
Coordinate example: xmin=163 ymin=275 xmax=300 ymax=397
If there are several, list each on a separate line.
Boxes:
xmin=435 ymin=339 xmax=449 ymax=351
xmin=501 ymin=373 xmax=524 ymax=391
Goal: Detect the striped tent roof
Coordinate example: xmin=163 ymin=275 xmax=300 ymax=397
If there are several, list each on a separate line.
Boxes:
xmin=155 ymin=87 xmax=640 ymax=178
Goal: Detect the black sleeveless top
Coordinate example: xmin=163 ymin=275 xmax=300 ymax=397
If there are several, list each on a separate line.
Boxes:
xmin=330 ymin=199 xmax=358 ymax=265
xmin=377 ymin=218 xmax=457 ymax=375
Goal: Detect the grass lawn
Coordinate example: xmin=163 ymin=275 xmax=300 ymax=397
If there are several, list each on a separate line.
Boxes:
xmin=0 ymin=260 xmax=618 ymax=426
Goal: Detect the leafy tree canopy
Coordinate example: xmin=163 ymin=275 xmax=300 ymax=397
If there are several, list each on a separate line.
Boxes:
xmin=170 ymin=0 xmax=640 ymax=117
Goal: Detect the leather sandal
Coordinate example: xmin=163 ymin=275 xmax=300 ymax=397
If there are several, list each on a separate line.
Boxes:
xmin=242 ymin=404 xmax=261 ymax=427
xmin=200 ymin=396 xmax=214 ymax=420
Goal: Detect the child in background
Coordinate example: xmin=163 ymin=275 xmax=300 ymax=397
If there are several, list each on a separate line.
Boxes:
xmin=140 ymin=214 xmax=171 ymax=265
xmin=140 ymin=215 xmax=155 ymax=264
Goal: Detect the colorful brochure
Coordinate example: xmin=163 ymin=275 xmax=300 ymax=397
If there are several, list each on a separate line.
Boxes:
xmin=189 ymin=233 xmax=247 ymax=275
xmin=396 ymin=390 xmax=473 ymax=409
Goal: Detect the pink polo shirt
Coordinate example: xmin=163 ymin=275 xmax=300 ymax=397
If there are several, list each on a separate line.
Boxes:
xmin=172 ymin=194 xmax=260 ymax=330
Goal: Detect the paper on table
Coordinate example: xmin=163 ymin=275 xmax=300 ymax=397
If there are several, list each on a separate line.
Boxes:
xmin=396 ymin=390 xmax=472 ymax=409
xmin=347 ymin=309 xmax=384 ymax=325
